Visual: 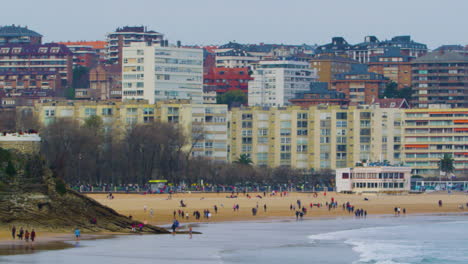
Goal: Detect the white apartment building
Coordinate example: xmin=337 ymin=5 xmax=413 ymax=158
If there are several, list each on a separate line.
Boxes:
xmin=336 ymin=166 xmax=412 ymax=193
xmin=122 ymin=42 xmax=204 ymax=104
xmin=248 ymin=60 xmax=317 ymax=106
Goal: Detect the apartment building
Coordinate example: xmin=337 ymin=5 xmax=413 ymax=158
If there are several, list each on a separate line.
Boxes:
xmin=310 ymin=55 xmax=360 ymax=85
xmin=229 ymin=104 xmax=403 ymax=170
xmin=411 ymin=52 xmax=468 ymax=108
xmin=0 ymin=25 xmax=42 ymax=45
xmin=368 ymin=48 xmax=412 ymax=89
xmin=0 ymin=43 xmax=73 ymax=92
xmin=332 ymin=66 xmax=388 ymax=105
xmin=106 ymin=26 xmax=164 ymax=65
xmin=248 ymin=60 xmax=317 ymax=106
xmin=402 ymin=108 xmax=468 ymax=176
xmin=23 ymin=99 xmax=228 ymax=162
xmin=58 ymin=41 xmax=106 ymax=68
xmin=122 ymin=42 xmax=204 ymax=104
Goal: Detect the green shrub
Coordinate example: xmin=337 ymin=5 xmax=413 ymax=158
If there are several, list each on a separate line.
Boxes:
xmin=55 ymin=178 xmax=67 ymax=195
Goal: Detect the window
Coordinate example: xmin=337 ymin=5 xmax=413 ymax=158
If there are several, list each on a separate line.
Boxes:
xmin=320 ymin=129 xmax=330 ymax=136
xmin=336 ymin=112 xmax=347 ymax=119
xmin=280 ymin=137 xmax=291 ymax=144
xmin=297 ymin=129 xmax=308 ymax=136
xmin=143 ymin=108 xmax=154 ymax=115
xmin=336 ymin=145 xmax=347 ymax=152
xmin=242 ymin=130 xmax=252 ymax=136
xmin=280 ymin=129 xmax=291 ymax=136
xmin=297 ymin=145 xmax=307 ymax=152
xmin=258 ymin=128 xmax=268 ymax=136
xmin=336 ymin=129 xmax=346 ymax=136
xmin=102 ymin=108 xmax=113 ymax=115
xmin=320 ymin=137 xmax=330 ymax=143
xmin=337 ymin=137 xmax=346 ymax=143
xmin=297 ymin=121 xmax=307 ymax=128
xmin=281 ymin=145 xmax=291 ymax=152
xmin=127 ymin=108 xmax=137 ymax=115
xmin=242 ymin=137 xmax=252 ymax=144
xmin=45 ymin=109 xmax=55 ymax=116
xmin=242 ymin=145 xmax=252 ymax=152
xmin=242 ymin=121 xmax=252 ymax=128
xmin=85 ymin=108 xmax=96 ymax=116
xmin=297 ymin=113 xmax=307 ymax=119
xmin=336 ymin=121 xmax=347 ymax=127
xmin=280 ymin=153 xmax=291 ymax=160
xmin=144 ymin=116 xmax=154 ymax=123
xmin=336 ymin=153 xmax=347 ymax=159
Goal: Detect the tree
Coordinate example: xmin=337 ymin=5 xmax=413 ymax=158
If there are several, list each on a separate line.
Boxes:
xmin=381 ymin=82 xmax=399 ymax=99
xmin=72 ymin=66 xmax=90 ymax=88
xmin=217 ymin=90 xmax=247 ymax=108
xmin=381 ymin=82 xmax=413 ymax=102
xmin=235 ymin=154 xmax=253 ymax=166
xmin=438 ymin=154 xmax=455 ymax=180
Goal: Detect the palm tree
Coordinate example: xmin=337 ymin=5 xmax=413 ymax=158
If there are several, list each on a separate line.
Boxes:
xmin=438 ymin=154 xmax=455 ymax=181
xmin=235 ymin=154 xmax=253 ymax=166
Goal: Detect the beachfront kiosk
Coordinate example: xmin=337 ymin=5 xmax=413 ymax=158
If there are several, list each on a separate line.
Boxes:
xmin=149 ymin=179 xmax=168 ymax=193
xmin=336 ymin=166 xmax=412 ymax=193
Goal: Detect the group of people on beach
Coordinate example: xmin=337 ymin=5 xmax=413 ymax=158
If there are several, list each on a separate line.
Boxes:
xmin=11 ymin=226 xmax=36 ymax=242
xmin=394 ymin=207 xmax=406 ymax=216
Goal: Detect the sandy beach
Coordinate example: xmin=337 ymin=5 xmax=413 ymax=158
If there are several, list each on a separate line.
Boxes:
xmin=87 ymin=191 xmax=468 ymax=225
xmin=1 ymin=191 xmax=467 ymax=244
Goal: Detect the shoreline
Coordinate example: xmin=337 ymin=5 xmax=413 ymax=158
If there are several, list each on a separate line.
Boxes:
xmin=1 ymin=211 xmax=468 ymax=256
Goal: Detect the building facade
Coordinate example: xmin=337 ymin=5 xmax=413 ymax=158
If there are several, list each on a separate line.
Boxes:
xmin=402 ymin=108 xmax=468 ymax=176
xmin=332 ymin=66 xmax=388 ymax=105
xmin=336 ymin=166 xmax=412 ymax=193
xmin=368 ymin=48 xmax=412 ymax=89
xmin=106 ymin=26 xmax=164 ymax=65
xmin=411 ymin=52 xmax=468 ymax=108
xmin=248 ymin=60 xmax=317 ymax=106
xmin=58 ymin=41 xmax=106 ymax=68
xmin=310 ymin=55 xmax=360 ymax=85
xmin=0 ymin=25 xmax=42 ymax=45
xmin=122 ymin=42 xmax=204 ymax=104
xmin=0 ymin=44 xmax=73 ymax=92
xmin=24 ymin=100 xmax=228 ymax=162
xmin=229 ymin=104 xmax=404 ymax=170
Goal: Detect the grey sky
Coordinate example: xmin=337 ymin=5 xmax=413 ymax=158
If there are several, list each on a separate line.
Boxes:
xmin=3 ymin=0 xmax=467 ymax=49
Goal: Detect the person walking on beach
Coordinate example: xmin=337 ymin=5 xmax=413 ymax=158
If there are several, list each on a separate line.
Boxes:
xmin=11 ymin=226 xmax=16 ymax=240
xmin=214 ymin=205 xmax=218 ymax=214
xmin=18 ymin=227 xmax=24 ymax=240
xmin=189 ymin=226 xmax=193 ymax=239
xmin=31 ymin=229 xmax=36 ymax=242
xmin=74 ymin=228 xmax=81 ymax=241
xmin=264 ymin=204 xmax=267 ymax=212
xmin=171 ymin=219 xmax=180 ymax=234
xmin=403 ymin=208 xmax=406 ymax=215
xmin=150 ymin=208 xmax=154 ymax=218
xmin=25 ymin=230 xmax=30 ymax=242
xmin=438 ymin=200 xmax=443 ymax=207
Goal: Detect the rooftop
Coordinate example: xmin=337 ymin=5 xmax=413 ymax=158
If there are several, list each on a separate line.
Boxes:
xmin=412 ymin=51 xmax=468 ymax=63
xmin=0 ymin=25 xmax=42 ymax=37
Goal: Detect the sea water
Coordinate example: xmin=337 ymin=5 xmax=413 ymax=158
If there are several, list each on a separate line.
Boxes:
xmin=1 ymin=214 xmax=467 ymax=264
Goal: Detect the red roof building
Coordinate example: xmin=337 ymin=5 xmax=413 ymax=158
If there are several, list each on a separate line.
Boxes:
xmin=58 ymin=41 xmax=107 ymax=68
xmin=203 ymin=67 xmax=252 ymax=95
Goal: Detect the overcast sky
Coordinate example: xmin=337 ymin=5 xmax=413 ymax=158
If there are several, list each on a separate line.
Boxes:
xmin=2 ymin=0 xmax=467 ymax=49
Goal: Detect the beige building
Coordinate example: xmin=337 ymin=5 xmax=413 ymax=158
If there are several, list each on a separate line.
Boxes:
xmin=22 ymin=100 xmax=228 ymax=162
xmin=229 ymin=104 xmax=403 ymax=170
xmin=0 ymin=133 xmax=41 ymax=153
xmin=402 ymin=108 xmax=468 ymax=176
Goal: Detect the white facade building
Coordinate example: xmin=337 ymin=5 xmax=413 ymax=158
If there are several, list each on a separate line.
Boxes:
xmin=336 ymin=166 xmax=412 ymax=193
xmin=248 ymin=60 xmax=317 ymax=106
xmin=122 ymin=43 xmax=204 ymax=104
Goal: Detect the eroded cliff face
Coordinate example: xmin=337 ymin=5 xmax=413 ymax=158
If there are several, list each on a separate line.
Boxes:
xmin=0 ymin=169 xmax=168 ymax=234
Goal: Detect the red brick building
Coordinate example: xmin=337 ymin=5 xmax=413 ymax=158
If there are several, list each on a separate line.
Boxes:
xmin=0 ymin=43 xmax=73 ymax=94
xmin=368 ymin=48 xmax=412 ymax=89
xmin=203 ymin=67 xmax=252 ymax=94
xmin=58 ymin=41 xmax=106 ymax=68
xmin=332 ymin=66 xmax=389 ymax=105
xmin=289 ymin=82 xmax=349 ymax=106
